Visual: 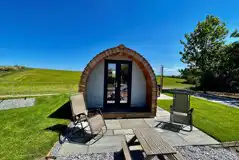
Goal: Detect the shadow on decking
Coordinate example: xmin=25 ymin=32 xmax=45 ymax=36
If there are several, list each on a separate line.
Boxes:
xmin=48 ymin=101 xmax=72 ymax=120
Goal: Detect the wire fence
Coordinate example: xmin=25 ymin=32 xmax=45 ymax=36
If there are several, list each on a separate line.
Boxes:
xmin=0 ymin=81 xmax=79 ymax=96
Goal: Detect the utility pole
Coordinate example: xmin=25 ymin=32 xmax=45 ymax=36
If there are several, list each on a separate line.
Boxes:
xmin=160 ymin=65 xmax=164 ymax=93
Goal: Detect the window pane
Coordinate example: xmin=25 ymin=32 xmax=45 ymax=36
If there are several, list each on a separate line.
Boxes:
xmin=120 ymin=64 xmax=129 ymax=104
xmin=107 ymin=63 xmax=116 ymax=104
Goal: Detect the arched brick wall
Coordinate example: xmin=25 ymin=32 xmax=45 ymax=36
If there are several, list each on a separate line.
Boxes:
xmin=79 ymin=44 xmax=157 ymax=115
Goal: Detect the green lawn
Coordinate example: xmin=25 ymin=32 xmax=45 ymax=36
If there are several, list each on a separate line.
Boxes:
xmin=0 ymin=68 xmax=81 ymax=95
xmin=157 ymin=76 xmax=194 ymax=89
xmin=0 ymin=68 xmax=81 ymax=82
xmin=157 ymin=95 xmax=239 ymax=142
xmin=0 ymin=94 xmax=70 ymax=160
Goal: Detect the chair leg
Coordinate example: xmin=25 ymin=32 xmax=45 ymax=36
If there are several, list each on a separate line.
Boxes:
xmin=181 ymin=124 xmax=193 ymax=132
xmin=155 ymin=121 xmax=163 ymax=127
xmin=86 ymin=129 xmax=104 ymax=145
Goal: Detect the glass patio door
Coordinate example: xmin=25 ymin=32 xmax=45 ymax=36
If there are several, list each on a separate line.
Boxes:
xmin=104 ymin=60 xmax=132 ymax=108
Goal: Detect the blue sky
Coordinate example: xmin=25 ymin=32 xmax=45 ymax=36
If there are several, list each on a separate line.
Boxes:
xmin=0 ymin=0 xmax=238 ymax=75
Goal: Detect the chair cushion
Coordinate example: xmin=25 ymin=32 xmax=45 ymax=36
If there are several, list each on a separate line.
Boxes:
xmin=70 ymin=94 xmax=87 ymax=117
xmin=173 ymin=93 xmax=190 ymax=113
xmin=88 ymin=114 xmax=105 ymax=135
xmin=171 ymin=111 xmax=190 ymax=125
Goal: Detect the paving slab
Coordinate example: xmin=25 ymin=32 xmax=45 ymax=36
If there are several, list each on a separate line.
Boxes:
xmin=114 ymin=129 xmax=134 ymax=135
xmin=58 ymin=142 xmax=88 ymax=156
xmin=143 ymin=118 xmax=159 ymax=127
xmin=90 ymin=135 xmax=125 ymax=147
xmin=156 ymin=110 xmax=170 ymax=117
xmin=155 ymin=116 xmax=170 ymax=122
xmin=178 ymin=130 xmax=219 ymax=145
xmin=66 ymin=136 xmax=86 ymax=144
xmin=154 ymin=127 xmax=169 ymax=133
xmin=0 ymin=98 xmax=35 ymax=110
xmin=104 ymin=129 xmax=114 ymax=136
xmin=88 ymin=145 xmax=122 ymax=153
xmin=144 ymin=118 xmax=172 ymax=127
xmin=180 ymin=125 xmax=199 ymax=132
xmin=119 ymin=119 xmax=149 ymax=129
xmin=129 ymin=145 xmax=143 ymax=151
xmin=124 ymin=134 xmax=140 ymax=144
xmin=105 ymin=119 xmax=122 ymax=129
xmin=88 ymin=135 xmax=125 ymax=153
xmin=157 ymin=94 xmax=173 ymax=100
xmin=160 ymin=132 xmax=188 ymax=146
xmin=114 ymin=129 xmax=133 ymax=135
xmin=125 ymin=134 xmax=135 ymax=142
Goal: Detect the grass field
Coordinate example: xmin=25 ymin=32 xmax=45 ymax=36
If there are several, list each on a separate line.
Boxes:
xmin=157 ymin=76 xmax=194 ymax=89
xmin=0 ymin=94 xmax=70 ymax=160
xmin=0 ymin=68 xmax=192 ymax=95
xmin=157 ymin=94 xmax=239 ymax=142
xmin=0 ymin=68 xmax=81 ymax=82
xmin=0 ymin=68 xmax=81 ymax=95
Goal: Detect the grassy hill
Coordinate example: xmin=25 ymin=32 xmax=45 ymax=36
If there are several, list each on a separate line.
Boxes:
xmin=0 ymin=68 xmax=192 ymax=95
xmin=0 ymin=68 xmax=81 ymax=82
xmin=0 ymin=68 xmax=81 ymax=95
xmin=157 ymin=77 xmax=193 ymax=89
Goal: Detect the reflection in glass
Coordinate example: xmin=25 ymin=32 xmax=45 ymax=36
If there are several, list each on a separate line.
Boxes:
xmin=107 ymin=63 xmax=116 ymax=104
xmin=120 ymin=64 xmax=128 ymax=104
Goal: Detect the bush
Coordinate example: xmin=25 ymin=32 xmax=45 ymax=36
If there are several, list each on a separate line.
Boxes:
xmin=186 ymin=75 xmax=197 ymax=84
xmin=0 ymin=65 xmax=26 ymax=71
xmin=199 ymin=71 xmax=217 ymax=91
xmin=228 ymin=80 xmax=239 ymax=93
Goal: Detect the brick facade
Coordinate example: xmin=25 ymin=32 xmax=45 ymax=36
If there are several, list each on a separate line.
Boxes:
xmin=79 ymin=44 xmax=157 ymax=116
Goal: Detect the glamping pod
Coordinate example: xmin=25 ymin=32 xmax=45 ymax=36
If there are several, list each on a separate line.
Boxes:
xmin=79 ymin=45 xmax=157 ymax=118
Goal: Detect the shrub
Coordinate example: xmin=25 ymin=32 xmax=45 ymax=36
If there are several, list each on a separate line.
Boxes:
xmin=0 ymin=65 xmax=26 ymax=71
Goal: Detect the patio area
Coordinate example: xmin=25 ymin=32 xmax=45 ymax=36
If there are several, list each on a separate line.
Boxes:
xmin=49 ymin=107 xmax=219 ymax=159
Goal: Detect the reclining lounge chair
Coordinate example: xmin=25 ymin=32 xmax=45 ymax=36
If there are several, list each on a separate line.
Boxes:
xmin=70 ymin=93 xmax=107 ymax=143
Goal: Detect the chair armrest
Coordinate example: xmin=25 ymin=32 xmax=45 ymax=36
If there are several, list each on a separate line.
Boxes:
xmin=75 ymin=113 xmax=87 ymax=118
xmin=188 ymin=108 xmax=194 ymax=114
xmin=73 ymin=113 xmax=87 ymax=123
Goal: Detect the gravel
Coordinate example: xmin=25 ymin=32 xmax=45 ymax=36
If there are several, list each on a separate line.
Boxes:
xmin=176 ymin=145 xmax=239 ymax=160
xmin=0 ymin=98 xmax=35 ymax=110
xmin=57 ymin=153 xmax=115 ymax=160
xmin=51 ymin=145 xmax=239 ymax=160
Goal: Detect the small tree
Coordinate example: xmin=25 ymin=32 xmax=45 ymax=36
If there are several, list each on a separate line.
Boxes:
xmin=179 ymin=15 xmax=229 ymax=92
